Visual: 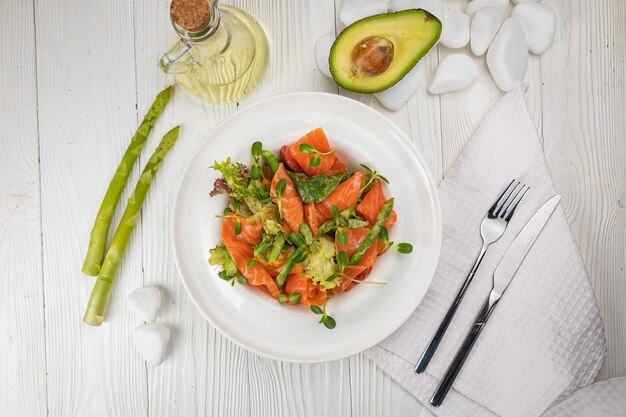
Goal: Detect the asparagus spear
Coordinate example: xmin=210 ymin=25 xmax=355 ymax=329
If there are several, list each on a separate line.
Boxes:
xmin=83 ymin=126 xmax=180 ymax=326
xmin=81 ymin=85 xmax=173 ymax=276
xmin=350 ymin=198 xmax=394 ymax=265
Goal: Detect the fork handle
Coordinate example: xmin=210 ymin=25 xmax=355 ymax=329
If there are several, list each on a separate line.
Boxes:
xmin=415 ymin=245 xmax=488 ymax=374
xmin=430 ymin=298 xmax=496 ymax=407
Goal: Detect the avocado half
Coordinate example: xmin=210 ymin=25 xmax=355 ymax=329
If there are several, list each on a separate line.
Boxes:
xmin=329 ymin=9 xmax=442 ymax=94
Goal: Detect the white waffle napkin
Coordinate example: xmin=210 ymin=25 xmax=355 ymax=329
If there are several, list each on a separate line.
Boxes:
xmin=365 ymin=85 xmax=606 ymax=417
xmin=542 ymin=377 xmax=626 ymax=417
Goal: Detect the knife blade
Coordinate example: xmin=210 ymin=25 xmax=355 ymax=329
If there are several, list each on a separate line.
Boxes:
xmin=490 ymin=194 xmax=561 ymax=304
xmin=431 ymin=194 xmax=562 ymax=407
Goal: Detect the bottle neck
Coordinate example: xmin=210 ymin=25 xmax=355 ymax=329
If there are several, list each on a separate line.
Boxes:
xmin=171 ymin=0 xmax=220 ymax=44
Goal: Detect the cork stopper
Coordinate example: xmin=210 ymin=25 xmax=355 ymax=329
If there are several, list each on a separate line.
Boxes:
xmin=170 ymin=0 xmax=210 ymax=32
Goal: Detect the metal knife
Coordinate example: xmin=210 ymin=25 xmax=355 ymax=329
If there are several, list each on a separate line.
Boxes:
xmin=430 ymin=195 xmax=562 ymax=407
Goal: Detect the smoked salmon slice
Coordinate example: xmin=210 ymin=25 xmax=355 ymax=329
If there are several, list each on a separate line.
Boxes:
xmin=356 ymin=180 xmax=397 ymax=230
xmin=304 ymin=203 xmax=320 ymax=236
xmin=317 ymin=172 xmax=365 ymax=221
xmin=221 ymin=215 xmax=263 ymax=246
xmin=289 ymin=128 xmax=336 ymax=176
xmin=280 ymin=145 xmax=303 ymax=173
xmin=221 ymin=217 xmax=279 ymax=298
xmin=270 ymin=163 xmax=304 ymax=233
xmin=334 ymin=227 xmax=378 ymax=292
xmin=303 ymin=172 xmax=365 ymax=235
xmin=285 ymin=273 xmax=327 ymax=307
xmin=324 ymin=155 xmax=348 ymax=175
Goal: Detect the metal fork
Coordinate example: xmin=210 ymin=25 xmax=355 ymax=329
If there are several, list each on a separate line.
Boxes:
xmin=414 ymin=180 xmax=529 ymax=374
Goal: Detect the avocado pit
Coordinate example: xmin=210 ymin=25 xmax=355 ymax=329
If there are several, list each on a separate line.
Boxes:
xmin=351 ymin=36 xmax=394 ymax=77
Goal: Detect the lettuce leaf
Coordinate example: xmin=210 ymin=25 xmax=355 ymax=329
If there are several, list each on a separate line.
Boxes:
xmin=209 ymin=245 xmax=238 ymax=277
xmin=303 ymin=236 xmax=338 ymax=289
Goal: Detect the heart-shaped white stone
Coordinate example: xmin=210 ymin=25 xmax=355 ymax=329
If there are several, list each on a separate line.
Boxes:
xmin=315 ymin=33 xmax=335 ymax=78
xmin=127 ymin=286 xmax=161 ymax=323
xmin=470 ymin=6 xmax=504 ymax=56
xmin=465 ymin=0 xmax=508 ymax=18
xmin=374 ymin=62 xmax=423 ymax=111
xmin=487 ymin=18 xmax=529 ymax=91
xmin=429 ymin=54 xmax=478 ymax=94
xmin=339 ymin=0 xmax=388 ymax=27
xmin=133 ymin=323 xmax=171 ymax=366
xmin=440 ymin=12 xmax=470 ymax=49
xmin=511 ymin=3 xmax=556 ymax=54
xmin=388 ymin=0 xmax=444 ymax=22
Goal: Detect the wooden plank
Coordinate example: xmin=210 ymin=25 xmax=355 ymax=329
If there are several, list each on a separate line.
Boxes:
xmin=332 ymin=1 xmax=438 ymax=415
xmin=132 ymin=0 xmax=233 ymax=415
xmin=540 ymin=0 xmax=626 ymax=380
xmin=133 ymin=0 xmax=349 ymax=415
xmin=438 ymin=2 xmax=543 ymax=172
xmin=0 ymin=1 xmax=47 ymax=416
xmin=35 ymin=0 xmax=148 ymax=415
xmin=234 ymin=1 xmax=352 ymax=416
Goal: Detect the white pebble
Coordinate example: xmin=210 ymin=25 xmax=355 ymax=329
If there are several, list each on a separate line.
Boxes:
xmin=374 ymin=62 xmax=423 ymax=111
xmin=315 ymin=33 xmax=335 ymax=78
xmin=339 ymin=0 xmax=388 ymax=27
xmin=388 ymin=0 xmax=444 ymax=22
xmin=440 ymin=12 xmax=470 ymax=49
xmin=487 ymin=18 xmax=529 ymax=91
xmin=470 ymin=7 xmax=504 ymax=56
xmin=428 ymin=54 xmax=478 ymax=94
xmin=127 ymin=286 xmax=161 ymax=323
xmin=133 ymin=323 xmax=171 ymax=366
xmin=511 ymin=0 xmax=538 ymax=4
xmin=511 ymin=3 xmax=556 ymax=54
xmin=465 ymin=0 xmax=508 ymax=18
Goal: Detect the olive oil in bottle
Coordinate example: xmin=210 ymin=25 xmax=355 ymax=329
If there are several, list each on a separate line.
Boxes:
xmin=160 ymin=0 xmax=269 ymax=103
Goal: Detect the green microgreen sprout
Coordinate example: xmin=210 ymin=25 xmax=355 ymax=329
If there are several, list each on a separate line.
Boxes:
xmin=336 ymin=228 xmax=348 ymax=246
xmin=337 ymin=251 xmax=349 ymax=273
xmin=310 ymin=299 xmax=336 ymax=329
xmin=219 ymin=270 xmax=247 ymax=287
xmin=275 ymin=178 xmax=287 ymax=218
xmin=249 ymin=141 xmax=263 ymax=180
xmin=234 ymin=219 xmax=242 ymax=236
xmin=395 ymin=242 xmax=413 ymax=254
xmin=290 ymin=232 xmax=307 ymax=248
xmin=298 ymin=143 xmax=334 ymax=168
xmin=360 ymin=163 xmax=390 ymax=192
xmin=247 ymin=258 xmax=257 ymax=269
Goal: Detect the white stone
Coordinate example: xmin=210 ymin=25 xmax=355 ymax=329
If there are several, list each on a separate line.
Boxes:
xmin=127 ymin=286 xmax=161 ymax=323
xmin=487 ymin=18 xmax=529 ymax=91
xmin=428 ymin=54 xmax=478 ymax=94
xmin=388 ymin=0 xmax=444 ymax=22
xmin=470 ymin=6 xmax=504 ymax=56
xmin=374 ymin=62 xmax=423 ymax=111
xmin=440 ymin=12 xmax=470 ymax=49
xmin=511 ymin=0 xmax=538 ymax=4
xmin=511 ymin=3 xmax=556 ymax=54
xmin=315 ymin=33 xmax=335 ymax=78
xmin=339 ymin=0 xmax=388 ymax=27
xmin=465 ymin=0 xmax=508 ymax=18
xmin=133 ymin=323 xmax=171 ymax=366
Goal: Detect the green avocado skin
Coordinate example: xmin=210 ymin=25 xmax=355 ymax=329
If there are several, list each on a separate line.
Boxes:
xmin=329 ymin=9 xmax=442 ymax=94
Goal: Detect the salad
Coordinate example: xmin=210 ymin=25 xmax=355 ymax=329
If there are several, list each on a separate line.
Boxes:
xmin=209 ymin=128 xmax=412 ymax=328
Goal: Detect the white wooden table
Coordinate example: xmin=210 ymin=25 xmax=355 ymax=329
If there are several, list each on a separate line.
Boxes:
xmin=2 ymin=0 xmax=624 ymax=415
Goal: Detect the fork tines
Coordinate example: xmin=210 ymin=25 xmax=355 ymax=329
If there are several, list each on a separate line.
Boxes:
xmin=488 ymin=180 xmax=530 ymax=221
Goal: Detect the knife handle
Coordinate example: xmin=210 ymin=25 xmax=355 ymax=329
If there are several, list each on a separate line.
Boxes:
xmin=415 ymin=245 xmax=489 ymax=374
xmin=430 ymin=298 xmax=496 ymax=407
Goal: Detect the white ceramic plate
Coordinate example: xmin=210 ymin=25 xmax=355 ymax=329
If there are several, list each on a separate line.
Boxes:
xmin=172 ymin=92 xmax=442 ymax=362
